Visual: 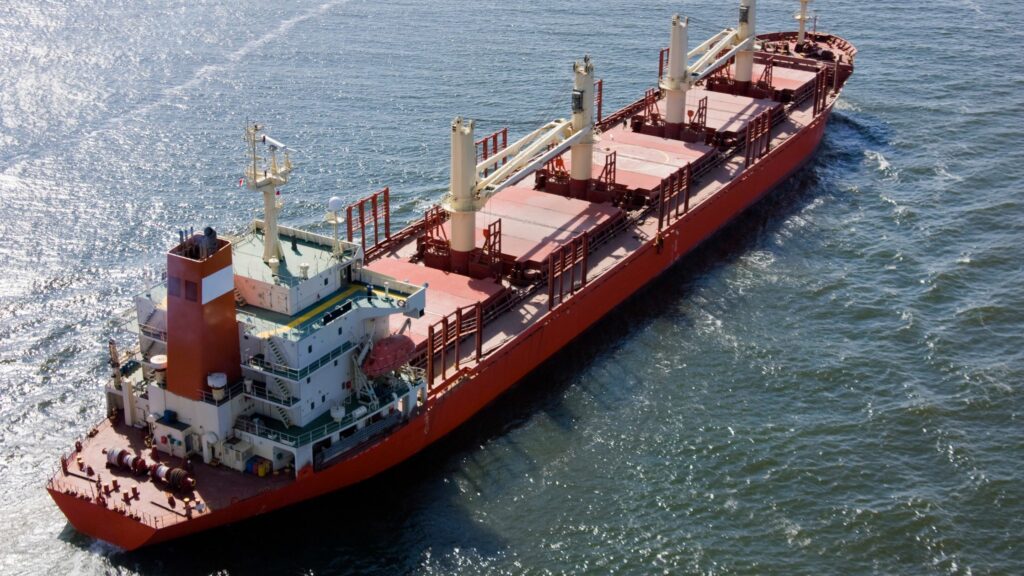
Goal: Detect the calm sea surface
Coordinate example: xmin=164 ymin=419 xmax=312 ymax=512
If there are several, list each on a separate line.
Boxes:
xmin=1 ymin=1 xmax=1022 ymax=574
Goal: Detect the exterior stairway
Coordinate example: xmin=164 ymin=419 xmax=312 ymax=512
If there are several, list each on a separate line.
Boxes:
xmin=265 ymin=338 xmax=295 ymax=428
xmin=139 ymin=306 xmax=164 ymax=360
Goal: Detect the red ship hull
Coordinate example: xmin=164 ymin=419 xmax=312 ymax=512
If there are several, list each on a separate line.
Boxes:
xmin=51 ymin=102 xmax=832 ymax=550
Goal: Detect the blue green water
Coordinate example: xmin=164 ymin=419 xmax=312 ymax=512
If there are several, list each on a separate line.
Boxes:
xmin=1 ymin=1 xmax=1022 ymax=574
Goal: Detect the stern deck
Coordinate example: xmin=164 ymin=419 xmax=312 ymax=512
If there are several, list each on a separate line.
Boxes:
xmin=48 ymin=418 xmax=291 ymax=530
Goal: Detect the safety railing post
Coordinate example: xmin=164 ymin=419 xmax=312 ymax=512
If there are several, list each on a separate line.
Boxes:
xmin=475 ymin=302 xmax=483 ymax=361
xmin=426 ymin=324 xmax=434 ymax=386
xmin=358 ymin=201 xmax=366 ymax=254
xmin=454 ymin=308 xmax=462 ymax=371
xmin=440 ymin=316 xmax=448 ymax=381
xmin=383 ymin=187 xmax=391 ymax=239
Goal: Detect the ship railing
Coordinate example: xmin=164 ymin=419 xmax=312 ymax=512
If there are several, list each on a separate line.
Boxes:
xmin=313 ymin=411 xmax=404 ymax=470
xmin=133 ymin=280 xmax=169 ymax=307
xmin=243 ymin=341 xmax=354 ymax=382
xmin=596 ymin=90 xmax=658 ymax=133
xmin=242 ymin=221 xmax=356 ymax=287
xmin=198 ymin=379 xmax=245 ymax=405
xmin=426 ymin=366 xmax=476 ymax=400
xmin=413 ymin=280 xmax=558 ymax=400
xmin=234 ymin=393 xmax=402 ymax=448
xmin=47 ymin=465 xmax=184 ymax=529
xmin=235 ymin=416 xmax=303 ymax=446
xmin=138 ymin=323 xmax=167 ymax=342
xmin=346 ymin=187 xmax=404 ymax=264
xmin=244 ymin=382 xmax=300 ymax=407
xmin=239 ymin=292 xmax=406 ymax=342
xmin=423 ymin=302 xmax=486 ymax=389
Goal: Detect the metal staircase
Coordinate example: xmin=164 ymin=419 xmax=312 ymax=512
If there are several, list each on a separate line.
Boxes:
xmin=265 ymin=339 xmax=295 ymax=427
xmin=139 ymin=306 xmax=164 ymax=360
xmin=353 ymin=339 xmax=380 ymax=410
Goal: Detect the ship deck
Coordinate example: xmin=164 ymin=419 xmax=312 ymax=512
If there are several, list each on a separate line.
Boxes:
xmin=377 ymin=95 xmax=819 ymax=384
xmin=440 ymin=186 xmax=624 ymax=266
xmin=748 ymin=60 xmax=818 ymax=92
xmin=364 ymin=258 xmax=506 ymax=348
xmin=581 ymin=124 xmax=714 ymax=192
xmin=48 ymin=418 xmax=291 ymax=530
xmin=236 ymin=281 xmax=411 ymax=341
xmin=231 ymin=229 xmax=337 ymax=286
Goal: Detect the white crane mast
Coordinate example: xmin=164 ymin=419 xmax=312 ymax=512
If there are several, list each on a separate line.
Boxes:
xmin=569 ymin=56 xmax=595 ymax=198
xmin=735 ymin=0 xmax=757 ymax=86
xmin=448 ymin=117 xmax=477 ymax=273
xmin=661 ymin=15 xmax=690 ymax=137
xmin=443 ymin=57 xmax=597 ymax=268
xmin=796 ymin=0 xmax=811 ymax=44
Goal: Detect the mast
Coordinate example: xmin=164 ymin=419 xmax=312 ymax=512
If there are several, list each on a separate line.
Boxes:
xmin=443 ymin=58 xmax=597 ymax=271
xmin=796 ymin=0 xmax=811 ymax=44
xmin=568 ymin=56 xmax=595 ymax=199
xmin=661 ymin=15 xmax=690 ymax=139
xmin=735 ymin=0 xmax=757 ymax=93
xmin=449 ymin=117 xmax=476 ymax=274
xmin=243 ymin=124 xmax=293 ymax=266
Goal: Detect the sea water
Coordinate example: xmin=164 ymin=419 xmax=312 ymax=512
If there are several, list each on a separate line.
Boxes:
xmin=1 ymin=1 xmax=1022 ymax=573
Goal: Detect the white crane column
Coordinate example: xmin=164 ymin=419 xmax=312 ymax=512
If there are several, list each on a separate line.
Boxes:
xmin=569 ymin=56 xmax=594 ymax=200
xmin=796 ymin=0 xmax=811 ymax=44
xmin=449 ymin=117 xmax=477 ymax=274
xmin=735 ymin=0 xmax=757 ymax=93
xmin=661 ymin=15 xmax=690 ymax=139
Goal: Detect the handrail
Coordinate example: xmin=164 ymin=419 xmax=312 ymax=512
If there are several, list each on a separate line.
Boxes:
xmin=199 ymin=380 xmax=245 ymax=405
xmin=48 ymin=454 xmax=183 ymax=529
xmin=138 ymin=323 xmax=167 ymax=341
xmin=235 ymin=391 xmax=405 ymax=448
xmin=243 ymin=341 xmax=353 ymax=381
xmin=314 ymin=412 xmax=404 ymax=469
xmin=245 ymin=383 xmax=299 ymax=406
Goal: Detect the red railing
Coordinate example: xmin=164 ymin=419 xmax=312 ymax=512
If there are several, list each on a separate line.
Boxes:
xmin=658 ymin=163 xmax=692 ymax=230
xmin=476 ymin=127 xmax=508 ymax=177
xmin=483 ymin=219 xmax=501 ymax=265
xmin=691 ymin=95 xmax=708 ymax=133
xmin=757 ymin=56 xmax=774 ymax=90
xmin=425 ymin=302 xmax=484 ymax=394
xmin=345 ymin=187 xmax=391 ymax=262
xmin=643 ymin=87 xmax=661 ymax=122
xmin=597 ymin=150 xmax=617 ymax=190
xmin=658 ymin=46 xmax=670 ymax=80
xmin=813 ymin=66 xmax=829 ymax=116
xmin=744 ymin=109 xmax=772 ymax=167
xmin=547 ymin=232 xmax=589 ymax=310
xmin=596 ymin=91 xmax=656 ymax=132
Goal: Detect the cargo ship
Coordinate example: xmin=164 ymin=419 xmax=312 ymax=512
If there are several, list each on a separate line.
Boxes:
xmin=47 ymin=0 xmax=855 ymax=550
